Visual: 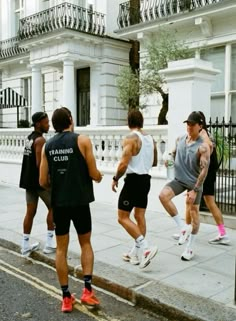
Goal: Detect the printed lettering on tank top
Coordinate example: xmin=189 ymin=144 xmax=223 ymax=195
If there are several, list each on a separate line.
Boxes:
xmin=23 ymin=138 xmax=34 ymax=156
xmin=49 ymin=148 xmax=74 ymax=173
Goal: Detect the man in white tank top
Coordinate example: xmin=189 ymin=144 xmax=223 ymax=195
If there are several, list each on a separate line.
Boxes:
xmin=112 ymin=109 xmax=158 ymax=269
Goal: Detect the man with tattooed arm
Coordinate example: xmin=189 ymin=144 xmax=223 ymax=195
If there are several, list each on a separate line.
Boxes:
xmin=112 ymin=109 xmax=158 ymax=269
xmin=159 ymin=111 xmax=210 ymax=261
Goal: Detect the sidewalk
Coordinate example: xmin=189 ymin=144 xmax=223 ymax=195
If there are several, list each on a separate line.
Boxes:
xmin=0 ymin=183 xmax=236 ymax=321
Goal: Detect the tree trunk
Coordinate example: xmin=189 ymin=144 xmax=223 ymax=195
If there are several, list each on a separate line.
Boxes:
xmin=158 ymin=93 xmax=168 ymax=125
xmin=130 ymin=0 xmax=140 ymax=25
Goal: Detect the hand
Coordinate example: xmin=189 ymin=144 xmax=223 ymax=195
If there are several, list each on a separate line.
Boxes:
xmin=112 ymin=179 xmax=118 ymax=192
xmin=95 ymin=171 xmax=103 ymax=183
xmin=186 ymin=190 xmax=197 ymax=204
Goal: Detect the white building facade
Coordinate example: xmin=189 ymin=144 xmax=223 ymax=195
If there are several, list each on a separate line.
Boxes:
xmin=116 ymin=0 xmax=236 ymax=125
xmin=0 ymin=0 xmax=131 ymax=127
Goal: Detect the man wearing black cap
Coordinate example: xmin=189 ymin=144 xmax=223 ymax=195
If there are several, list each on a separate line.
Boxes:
xmin=159 ymin=111 xmax=210 ymax=261
xmin=19 ymin=111 xmax=55 ymax=257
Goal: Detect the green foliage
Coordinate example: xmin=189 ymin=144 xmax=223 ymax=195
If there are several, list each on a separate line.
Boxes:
xmin=213 ymin=130 xmax=230 ymax=167
xmin=116 ymin=29 xmax=193 ymax=109
xmin=141 ymin=29 xmax=193 ymax=95
xmin=18 ymin=119 xmax=30 ymax=128
xmin=117 ymin=66 xmax=139 ymax=109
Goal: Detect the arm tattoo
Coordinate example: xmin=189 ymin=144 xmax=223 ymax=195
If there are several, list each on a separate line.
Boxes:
xmin=195 ymin=144 xmax=210 ymax=188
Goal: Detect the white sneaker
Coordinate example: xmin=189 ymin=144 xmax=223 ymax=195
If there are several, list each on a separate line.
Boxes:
xmin=181 ymin=248 xmax=194 ymax=261
xmin=21 ymin=242 xmax=40 ymax=257
xmin=178 ymin=225 xmax=192 ymax=245
xmin=122 ymin=252 xmax=140 ymax=265
xmin=208 ymin=235 xmax=230 ymax=245
xmin=139 ymin=246 xmax=158 ymax=269
xmin=43 ymin=244 xmax=56 ymax=254
xmin=172 ymin=233 xmax=180 ymax=240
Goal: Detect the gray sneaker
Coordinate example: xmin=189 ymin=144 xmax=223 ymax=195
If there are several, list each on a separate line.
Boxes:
xmin=43 ymin=245 xmax=56 ymax=254
xmin=208 ymin=235 xmax=230 ymax=245
xmin=21 ymin=242 xmax=40 ymax=257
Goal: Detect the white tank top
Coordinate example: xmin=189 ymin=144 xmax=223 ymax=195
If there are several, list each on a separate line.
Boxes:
xmin=126 ymin=130 xmax=154 ymax=175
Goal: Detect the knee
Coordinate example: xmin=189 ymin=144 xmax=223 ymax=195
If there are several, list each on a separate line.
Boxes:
xmin=159 ymin=191 xmax=166 ymax=204
xmin=118 ymin=216 xmax=124 ymax=226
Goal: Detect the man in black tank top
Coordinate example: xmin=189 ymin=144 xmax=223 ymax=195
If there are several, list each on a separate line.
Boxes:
xmin=159 ymin=112 xmax=210 ymax=261
xmin=39 ymin=107 xmax=103 ymax=312
xmin=19 ymin=112 xmax=55 ymax=257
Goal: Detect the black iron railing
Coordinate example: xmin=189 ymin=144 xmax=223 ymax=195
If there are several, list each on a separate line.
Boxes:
xmin=201 ymin=117 xmax=236 ymax=215
xmin=118 ymin=0 xmax=225 ymax=29
xmin=0 ymin=36 xmax=28 ymax=59
xmin=18 ymin=2 xmax=106 ymax=40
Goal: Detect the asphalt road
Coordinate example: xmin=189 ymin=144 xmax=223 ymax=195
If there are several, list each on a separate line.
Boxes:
xmin=0 ymin=246 xmax=169 ymax=321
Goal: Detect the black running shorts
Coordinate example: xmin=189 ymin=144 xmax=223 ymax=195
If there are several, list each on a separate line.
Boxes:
xmin=202 ymin=168 xmax=216 ymax=196
xmin=118 ymin=173 xmax=151 ymax=212
xmin=52 ymin=204 xmax=92 ymax=236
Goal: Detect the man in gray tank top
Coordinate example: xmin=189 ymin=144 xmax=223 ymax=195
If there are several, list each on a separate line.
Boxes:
xmin=159 ymin=111 xmax=210 ymax=261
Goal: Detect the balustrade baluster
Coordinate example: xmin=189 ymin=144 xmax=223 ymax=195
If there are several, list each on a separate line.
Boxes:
xmin=102 ymin=136 xmax=110 ymax=166
xmin=108 ymin=135 xmax=117 ymax=167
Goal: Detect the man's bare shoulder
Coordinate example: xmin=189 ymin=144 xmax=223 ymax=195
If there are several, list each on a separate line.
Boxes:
xmin=77 ymin=134 xmax=91 ymax=146
xmin=123 ymin=132 xmax=139 ymax=146
xmin=34 ymin=136 xmax=45 ymax=145
xmin=199 ymin=141 xmax=210 ymax=154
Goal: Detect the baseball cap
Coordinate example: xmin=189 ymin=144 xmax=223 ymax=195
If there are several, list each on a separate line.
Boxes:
xmin=31 ymin=112 xmax=48 ymax=126
xmin=183 ymin=111 xmax=203 ymax=124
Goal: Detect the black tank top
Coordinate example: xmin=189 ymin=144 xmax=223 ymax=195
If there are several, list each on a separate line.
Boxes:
xmin=19 ymin=131 xmax=43 ymax=190
xmin=45 ymin=131 xmax=94 ymax=207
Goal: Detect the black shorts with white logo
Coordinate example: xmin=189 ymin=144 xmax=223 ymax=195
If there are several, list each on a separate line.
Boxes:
xmin=118 ymin=173 xmax=151 ymax=212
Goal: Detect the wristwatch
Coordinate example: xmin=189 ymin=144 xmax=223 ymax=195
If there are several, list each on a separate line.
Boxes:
xmin=193 ymin=186 xmax=200 ymax=193
xmin=113 ymin=176 xmax=119 ymax=182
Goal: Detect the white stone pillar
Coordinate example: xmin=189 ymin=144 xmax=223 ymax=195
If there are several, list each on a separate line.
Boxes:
xmin=31 ymin=65 xmax=42 ymax=115
xmin=63 ymin=59 xmax=76 ymax=123
xmin=90 ymin=64 xmax=101 ymax=126
xmin=160 ymin=58 xmax=220 ymax=152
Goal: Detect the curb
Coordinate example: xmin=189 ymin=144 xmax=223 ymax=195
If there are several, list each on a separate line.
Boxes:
xmin=1 ymin=238 xmax=236 ymax=321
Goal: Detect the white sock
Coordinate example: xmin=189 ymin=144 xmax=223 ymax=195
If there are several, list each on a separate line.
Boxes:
xmin=172 ymin=214 xmax=184 ymax=229
xmin=46 ymin=230 xmax=54 ymax=247
xmin=129 ymin=243 xmax=138 ymax=256
xmin=135 ymin=235 xmax=148 ymax=250
xmin=186 ymin=234 xmax=196 ymax=249
xmin=22 ymin=233 xmax=30 ymax=249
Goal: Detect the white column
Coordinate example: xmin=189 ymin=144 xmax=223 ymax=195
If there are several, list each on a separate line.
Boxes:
xmin=31 ymin=65 xmax=42 ymax=115
xmin=224 ymin=44 xmax=231 ymax=122
xmin=90 ymin=64 xmax=101 ymax=126
xmin=160 ymin=58 xmax=220 ymax=151
xmin=63 ymin=59 xmax=76 ymax=123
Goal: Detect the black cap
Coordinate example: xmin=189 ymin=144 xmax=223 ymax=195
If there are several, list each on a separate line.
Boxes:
xmin=31 ymin=112 xmax=48 ymax=126
xmin=183 ymin=112 xmax=203 ymax=125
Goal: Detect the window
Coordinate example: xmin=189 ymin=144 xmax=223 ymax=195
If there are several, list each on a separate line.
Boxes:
xmin=231 ymin=45 xmax=236 ymax=91
xmin=22 ymin=77 xmax=31 ymax=122
xmin=14 ymin=0 xmax=24 ymax=34
xmin=201 ymin=46 xmax=225 ymax=93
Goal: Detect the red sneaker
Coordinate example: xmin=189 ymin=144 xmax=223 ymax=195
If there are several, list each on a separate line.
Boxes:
xmin=80 ymin=288 xmax=100 ymax=306
xmin=61 ymin=294 xmax=75 ymax=313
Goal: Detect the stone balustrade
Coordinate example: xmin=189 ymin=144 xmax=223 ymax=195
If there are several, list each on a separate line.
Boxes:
xmin=0 ymin=125 xmax=168 ymax=176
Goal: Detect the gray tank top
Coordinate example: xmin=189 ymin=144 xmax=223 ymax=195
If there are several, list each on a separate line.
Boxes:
xmin=175 ymin=134 xmax=204 ymax=189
